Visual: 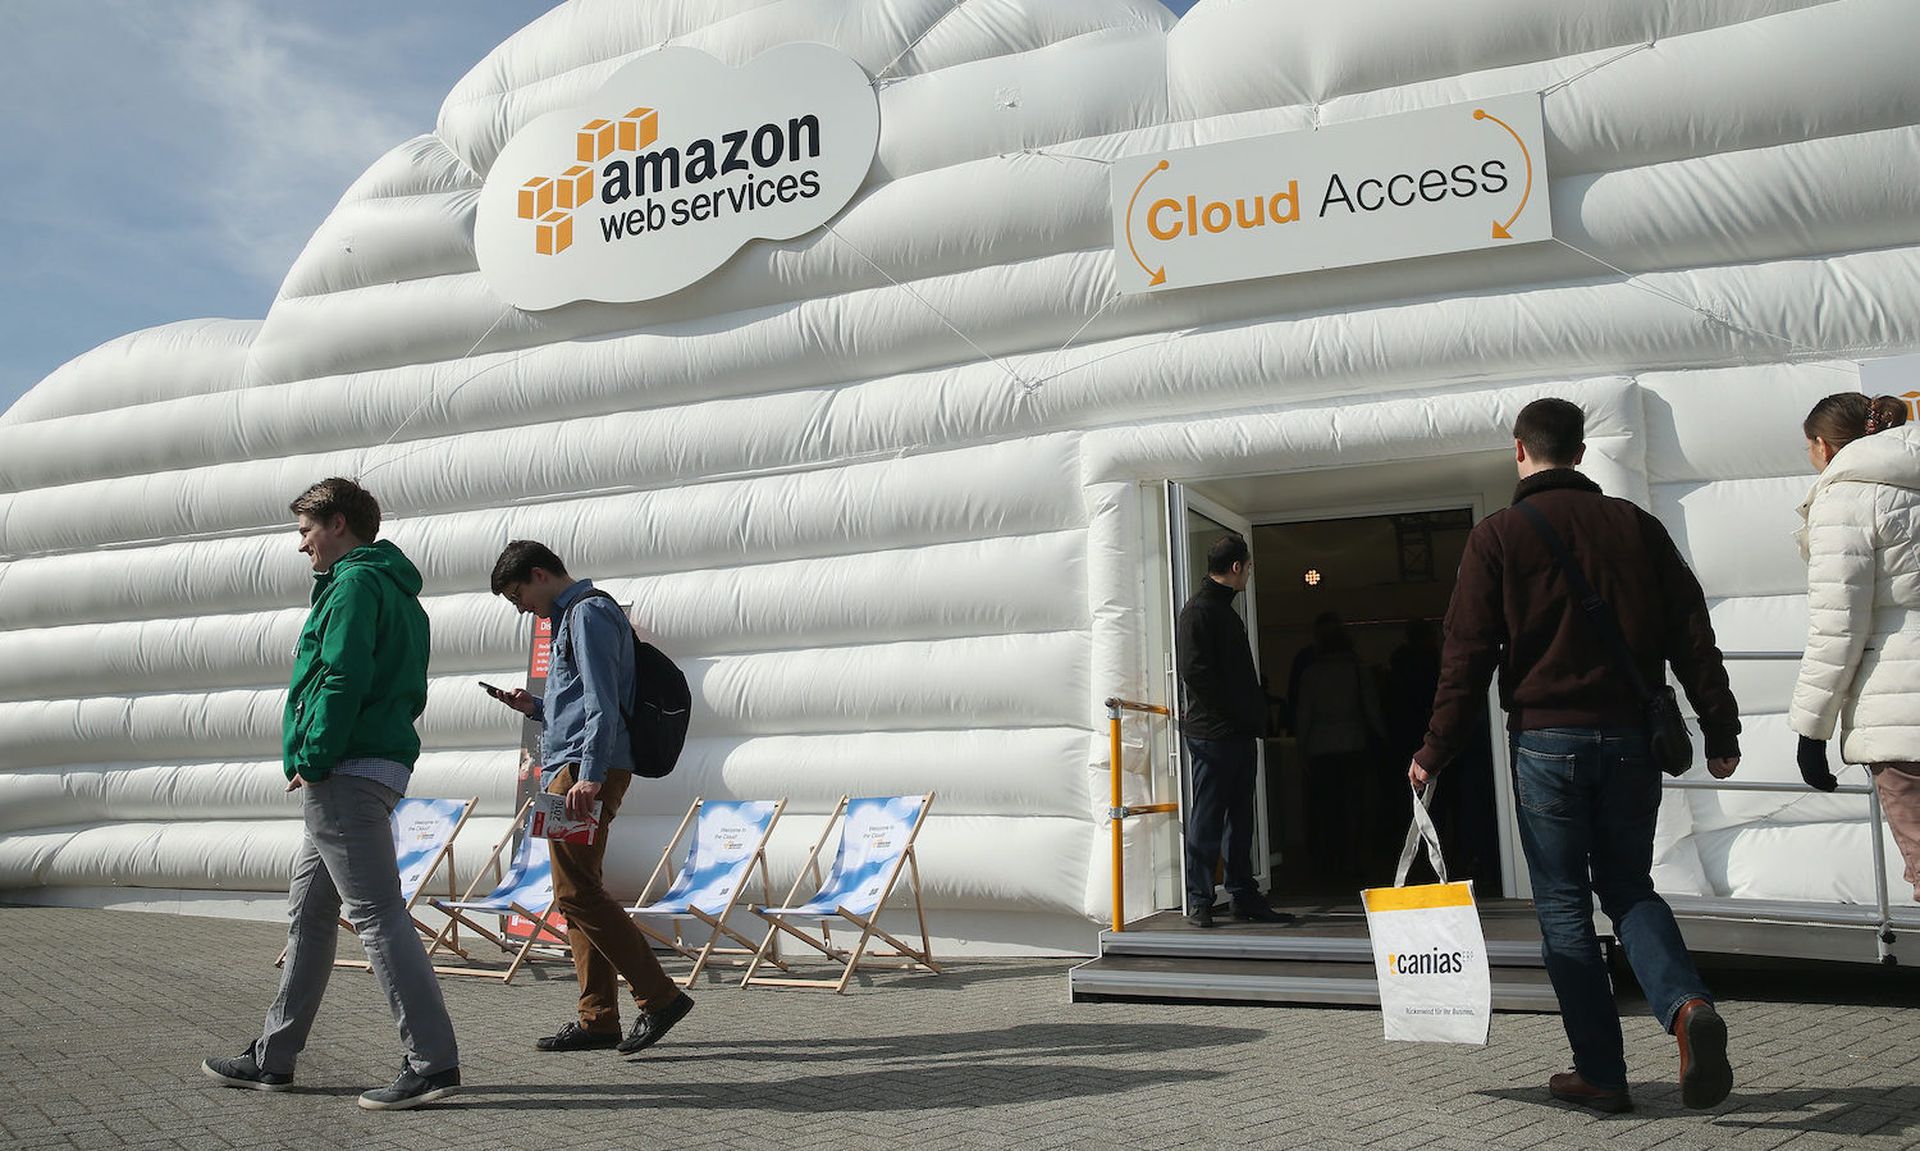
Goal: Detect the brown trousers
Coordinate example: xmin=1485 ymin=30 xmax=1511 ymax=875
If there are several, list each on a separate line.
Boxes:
xmin=545 ymin=766 xmax=677 ymax=1029
xmin=1872 ymin=762 xmax=1920 ymax=898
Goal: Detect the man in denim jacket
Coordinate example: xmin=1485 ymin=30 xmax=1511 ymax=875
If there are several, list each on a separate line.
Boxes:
xmin=489 ymin=540 xmax=694 ymax=1056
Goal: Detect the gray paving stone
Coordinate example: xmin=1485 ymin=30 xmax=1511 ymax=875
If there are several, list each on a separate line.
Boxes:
xmin=4 ymin=906 xmax=1920 ymax=1149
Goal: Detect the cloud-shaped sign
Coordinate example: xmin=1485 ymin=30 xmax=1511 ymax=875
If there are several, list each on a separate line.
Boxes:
xmin=475 ymin=43 xmax=879 ymax=311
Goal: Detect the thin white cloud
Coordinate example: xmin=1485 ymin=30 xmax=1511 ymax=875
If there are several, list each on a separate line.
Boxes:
xmin=160 ymin=2 xmax=427 ymax=284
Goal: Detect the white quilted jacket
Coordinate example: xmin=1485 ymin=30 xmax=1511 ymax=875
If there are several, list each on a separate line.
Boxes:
xmin=1790 ymin=423 xmax=1920 ymax=762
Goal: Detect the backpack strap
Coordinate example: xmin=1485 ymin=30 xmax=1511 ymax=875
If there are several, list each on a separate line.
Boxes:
xmin=555 ymin=589 xmax=635 ymax=727
xmin=1512 ymin=499 xmax=1656 ymax=704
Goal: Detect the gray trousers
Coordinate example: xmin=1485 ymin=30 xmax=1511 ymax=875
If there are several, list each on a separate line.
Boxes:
xmin=257 ymin=773 xmax=459 ymax=1076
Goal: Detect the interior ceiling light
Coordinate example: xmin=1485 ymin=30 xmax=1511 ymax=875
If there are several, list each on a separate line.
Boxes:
xmin=1303 ymin=569 xmax=1322 ymax=587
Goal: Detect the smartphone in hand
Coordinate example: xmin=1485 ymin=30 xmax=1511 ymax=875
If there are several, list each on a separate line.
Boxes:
xmin=478 ymin=680 xmax=510 ymax=701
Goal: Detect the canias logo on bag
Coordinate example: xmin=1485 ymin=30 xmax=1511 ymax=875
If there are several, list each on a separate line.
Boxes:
xmin=1384 ymin=948 xmax=1474 ymax=975
xmin=477 ymin=43 xmax=879 ymax=310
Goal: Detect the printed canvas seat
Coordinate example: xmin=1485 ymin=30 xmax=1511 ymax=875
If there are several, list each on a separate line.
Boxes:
xmin=628 ymin=798 xmax=785 ymax=986
xmin=275 ymin=794 xmax=475 ymax=971
xmin=424 ymin=800 xmax=567 ymax=983
xmin=742 ymin=793 xmax=937 ymax=993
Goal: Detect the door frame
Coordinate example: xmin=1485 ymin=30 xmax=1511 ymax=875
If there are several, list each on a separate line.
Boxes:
xmin=1164 ymin=482 xmax=1273 ymax=904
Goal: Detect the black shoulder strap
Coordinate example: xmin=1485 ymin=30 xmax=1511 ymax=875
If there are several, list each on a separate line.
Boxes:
xmin=1513 ymin=499 xmax=1655 ymax=703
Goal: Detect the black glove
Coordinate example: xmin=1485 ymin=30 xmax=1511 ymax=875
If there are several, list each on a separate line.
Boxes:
xmin=1797 ymin=736 xmax=1839 ymax=793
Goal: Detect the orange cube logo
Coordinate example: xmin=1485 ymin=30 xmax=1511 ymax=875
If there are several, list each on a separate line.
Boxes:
xmin=536 ymin=209 xmax=573 ymax=255
xmin=617 ymin=107 xmax=658 ymax=152
xmin=577 ymin=118 xmax=617 ymax=163
xmin=518 ymin=176 xmax=556 ymax=221
xmin=557 ymin=165 xmax=594 ymax=209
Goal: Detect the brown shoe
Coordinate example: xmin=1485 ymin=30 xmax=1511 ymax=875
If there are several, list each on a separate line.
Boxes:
xmin=1674 ymin=997 xmax=1733 ymax=1109
xmin=1548 ymin=1071 xmax=1633 ymax=1114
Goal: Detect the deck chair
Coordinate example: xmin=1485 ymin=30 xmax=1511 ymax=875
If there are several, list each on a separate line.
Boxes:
xmin=274 ymin=795 xmax=476 ymax=970
xmin=424 ymin=800 xmax=568 ymax=983
xmin=742 ymin=793 xmax=938 ymax=993
xmin=628 ymin=798 xmax=786 ymax=986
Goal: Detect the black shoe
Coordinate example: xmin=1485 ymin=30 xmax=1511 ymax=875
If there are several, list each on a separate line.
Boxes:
xmin=617 ymin=992 xmax=695 ymax=1055
xmin=535 ymin=1021 xmax=622 ymax=1052
xmin=357 ymin=1062 xmax=461 ymax=1111
xmin=201 ymin=1042 xmax=292 ymax=1092
xmin=1232 ymin=903 xmax=1297 ymax=925
xmin=1184 ymin=904 xmax=1216 ymax=929
xmin=1675 ymin=998 xmax=1733 ymax=1109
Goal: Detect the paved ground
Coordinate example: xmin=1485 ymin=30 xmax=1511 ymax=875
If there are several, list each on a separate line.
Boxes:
xmin=4 ymin=905 xmax=1920 ymax=1150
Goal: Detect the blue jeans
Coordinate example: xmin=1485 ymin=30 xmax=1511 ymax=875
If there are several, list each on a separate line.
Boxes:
xmin=1512 ymin=728 xmax=1710 ymax=1090
xmin=1184 ymin=737 xmax=1260 ymax=910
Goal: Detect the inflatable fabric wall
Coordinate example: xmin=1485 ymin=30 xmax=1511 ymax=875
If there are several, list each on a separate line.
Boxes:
xmin=3 ymin=0 xmax=1918 ymax=951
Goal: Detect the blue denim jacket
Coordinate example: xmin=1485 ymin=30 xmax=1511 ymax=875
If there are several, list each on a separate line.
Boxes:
xmin=529 ymin=579 xmax=634 ymax=785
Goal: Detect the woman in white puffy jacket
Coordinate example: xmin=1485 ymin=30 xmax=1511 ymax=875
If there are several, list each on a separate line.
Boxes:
xmin=1790 ymin=392 xmax=1920 ymax=898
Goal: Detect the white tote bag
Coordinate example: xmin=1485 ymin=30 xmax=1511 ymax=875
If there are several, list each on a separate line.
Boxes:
xmin=1361 ymin=783 xmax=1492 ymax=1045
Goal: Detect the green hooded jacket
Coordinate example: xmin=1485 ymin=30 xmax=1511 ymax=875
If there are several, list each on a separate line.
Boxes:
xmin=282 ymin=540 xmax=431 ymax=781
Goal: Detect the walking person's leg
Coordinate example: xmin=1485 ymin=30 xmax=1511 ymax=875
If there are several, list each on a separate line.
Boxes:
xmin=314 ymin=776 xmax=460 ymax=1072
xmin=1510 ymin=729 xmax=1631 ymax=1106
xmin=302 ymin=774 xmax=460 ymax=1109
xmin=1871 ymin=763 xmax=1920 ymax=898
xmin=205 ymin=813 xmax=337 ymax=1088
xmin=1184 ymin=738 xmax=1230 ymax=922
xmin=1590 ymin=732 xmax=1711 ymax=1028
xmin=257 ymin=792 xmax=343 ymax=1075
xmin=1590 ymin=731 xmax=1729 ymax=1109
xmin=543 ymin=767 xmax=691 ymax=1054
xmin=546 ymin=768 xmax=628 ymax=1038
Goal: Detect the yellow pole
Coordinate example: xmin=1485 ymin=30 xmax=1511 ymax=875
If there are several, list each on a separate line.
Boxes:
xmin=1109 ymin=700 xmax=1125 ymax=932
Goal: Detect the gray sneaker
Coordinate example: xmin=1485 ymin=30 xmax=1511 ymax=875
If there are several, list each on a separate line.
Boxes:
xmin=201 ymin=1042 xmax=292 ymax=1092
xmin=357 ymin=1062 xmax=461 ymax=1111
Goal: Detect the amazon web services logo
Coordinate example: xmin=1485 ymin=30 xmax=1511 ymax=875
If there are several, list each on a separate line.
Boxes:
xmin=475 ymin=44 xmax=880 ymax=310
xmin=517 ymin=108 xmax=661 ymax=255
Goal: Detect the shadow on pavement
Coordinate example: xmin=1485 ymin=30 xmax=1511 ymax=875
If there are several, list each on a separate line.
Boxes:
xmin=1477 ymin=1084 xmax=1920 ymax=1137
xmin=1711 ymin=1085 xmax=1920 ymax=1137
xmin=457 ymin=1061 xmax=1214 ymax=1112
xmin=453 ymin=1021 xmax=1259 ymax=1113
xmin=682 ymin=959 xmax=1070 ymax=994
xmin=631 ymin=1019 xmax=1265 ymax=1066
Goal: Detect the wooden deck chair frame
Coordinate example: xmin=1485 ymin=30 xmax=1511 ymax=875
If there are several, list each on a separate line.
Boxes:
xmin=741 ymin=793 xmax=939 ymax=993
xmin=424 ymin=799 xmax=570 ymax=983
xmin=275 ymin=794 xmax=478 ymax=970
xmin=628 ymin=798 xmax=787 ymax=987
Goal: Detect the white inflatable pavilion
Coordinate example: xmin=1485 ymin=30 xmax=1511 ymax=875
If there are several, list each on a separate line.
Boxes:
xmin=3 ymin=0 xmax=1918 ymax=953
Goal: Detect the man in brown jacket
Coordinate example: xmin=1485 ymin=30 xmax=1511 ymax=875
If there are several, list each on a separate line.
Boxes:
xmin=1409 ymin=398 xmax=1740 ymax=1114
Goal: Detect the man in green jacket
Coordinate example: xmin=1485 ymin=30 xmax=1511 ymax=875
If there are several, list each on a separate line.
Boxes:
xmin=203 ymin=477 xmax=461 ymax=1111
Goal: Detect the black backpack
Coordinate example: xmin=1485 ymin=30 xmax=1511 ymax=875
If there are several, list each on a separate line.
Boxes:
xmin=558 ymin=590 xmax=691 ymax=779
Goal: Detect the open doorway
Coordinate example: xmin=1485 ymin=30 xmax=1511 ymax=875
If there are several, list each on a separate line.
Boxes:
xmin=1163 ymin=450 xmax=1521 ymax=908
xmin=1253 ymin=511 xmax=1502 ymax=899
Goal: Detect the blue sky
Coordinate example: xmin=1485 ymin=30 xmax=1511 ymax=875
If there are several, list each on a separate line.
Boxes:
xmin=0 ymin=1 xmax=550 ymax=414
xmin=0 ymin=0 xmax=1197 ymax=417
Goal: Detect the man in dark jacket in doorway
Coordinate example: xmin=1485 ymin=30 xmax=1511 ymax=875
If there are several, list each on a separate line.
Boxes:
xmin=1409 ymin=398 xmax=1740 ymax=1114
xmin=1177 ymin=533 xmax=1292 ymax=928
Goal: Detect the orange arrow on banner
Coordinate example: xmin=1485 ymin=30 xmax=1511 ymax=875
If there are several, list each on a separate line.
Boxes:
xmin=1125 ymin=159 xmax=1170 ymax=286
xmin=1473 ymin=108 xmax=1532 ymax=240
